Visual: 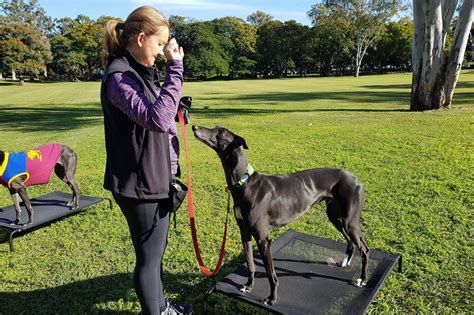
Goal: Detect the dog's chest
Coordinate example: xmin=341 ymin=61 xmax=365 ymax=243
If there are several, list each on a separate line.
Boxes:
xmin=233 ymin=207 xmax=244 ymax=220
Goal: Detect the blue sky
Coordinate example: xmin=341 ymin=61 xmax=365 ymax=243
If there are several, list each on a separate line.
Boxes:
xmin=40 ymin=0 xmax=316 ymax=25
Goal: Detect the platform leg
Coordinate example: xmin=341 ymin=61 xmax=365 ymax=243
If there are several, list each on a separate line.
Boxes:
xmin=9 ymin=229 xmax=21 ymax=252
xmin=398 ymin=255 xmax=403 ymax=273
xmin=203 ymin=286 xmax=216 ymax=314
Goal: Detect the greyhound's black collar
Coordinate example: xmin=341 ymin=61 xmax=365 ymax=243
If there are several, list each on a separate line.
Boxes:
xmin=235 ymin=164 xmax=255 ymax=187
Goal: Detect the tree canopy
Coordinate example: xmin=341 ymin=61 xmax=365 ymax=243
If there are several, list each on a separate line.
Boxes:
xmin=0 ymin=0 xmax=471 ymax=83
xmin=0 ymin=21 xmax=51 ymax=78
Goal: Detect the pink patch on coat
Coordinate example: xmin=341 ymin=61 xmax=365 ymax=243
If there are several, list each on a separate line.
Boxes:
xmin=25 ymin=144 xmax=61 ymax=187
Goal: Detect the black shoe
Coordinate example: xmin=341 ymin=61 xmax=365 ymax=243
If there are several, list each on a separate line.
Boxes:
xmin=161 ymin=299 xmax=193 ymax=315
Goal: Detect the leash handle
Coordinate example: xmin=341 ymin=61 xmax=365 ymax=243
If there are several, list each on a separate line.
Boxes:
xmin=178 ymin=110 xmax=228 ymax=277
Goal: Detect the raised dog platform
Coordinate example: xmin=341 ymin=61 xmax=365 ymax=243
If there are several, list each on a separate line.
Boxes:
xmin=205 ymin=230 xmax=401 ymax=314
xmin=0 ymin=191 xmax=112 ymax=252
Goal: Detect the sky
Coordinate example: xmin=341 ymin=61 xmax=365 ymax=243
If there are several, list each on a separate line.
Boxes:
xmin=39 ymin=0 xmax=317 ymax=25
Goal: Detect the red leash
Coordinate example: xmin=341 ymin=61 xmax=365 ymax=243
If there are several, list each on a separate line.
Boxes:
xmin=178 ymin=110 xmax=229 ymax=276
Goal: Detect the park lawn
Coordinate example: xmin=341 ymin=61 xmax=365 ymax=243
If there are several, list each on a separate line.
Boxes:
xmin=0 ymin=71 xmax=472 ymax=314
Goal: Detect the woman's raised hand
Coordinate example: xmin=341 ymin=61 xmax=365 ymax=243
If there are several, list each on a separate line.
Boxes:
xmin=164 ymin=38 xmax=184 ymax=61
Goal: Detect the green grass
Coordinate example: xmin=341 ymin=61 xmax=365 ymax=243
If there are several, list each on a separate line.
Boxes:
xmin=0 ymin=71 xmax=472 ymax=314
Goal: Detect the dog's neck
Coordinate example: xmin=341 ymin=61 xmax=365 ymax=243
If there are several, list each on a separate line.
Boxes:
xmin=0 ymin=151 xmax=4 ymax=166
xmin=220 ymin=147 xmax=250 ymax=188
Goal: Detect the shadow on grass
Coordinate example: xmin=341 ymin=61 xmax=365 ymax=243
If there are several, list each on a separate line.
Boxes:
xmin=222 ymin=90 xmax=412 ymax=105
xmin=0 ymin=273 xmax=135 ymax=314
xmin=362 ymin=81 xmax=474 ymax=90
xmin=192 ymin=107 xmax=408 ymax=119
xmin=0 ymin=252 xmax=252 ymax=315
xmin=225 ymin=90 xmax=473 ymax=105
xmin=0 ymin=104 xmax=103 ymax=132
xmin=0 ymin=81 xmax=21 ymax=86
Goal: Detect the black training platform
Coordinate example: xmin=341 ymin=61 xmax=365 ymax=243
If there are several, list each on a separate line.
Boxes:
xmin=0 ymin=191 xmax=112 ymax=252
xmin=205 ymin=230 xmax=401 ymax=315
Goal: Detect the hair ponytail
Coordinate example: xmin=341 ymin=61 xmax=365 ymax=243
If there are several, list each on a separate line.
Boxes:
xmin=102 ymin=6 xmax=170 ymax=68
xmin=102 ymin=20 xmax=125 ymax=68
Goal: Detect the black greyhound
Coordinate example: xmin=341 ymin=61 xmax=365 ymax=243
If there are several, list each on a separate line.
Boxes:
xmin=192 ymin=125 xmax=369 ymax=305
xmin=0 ymin=144 xmax=80 ymax=225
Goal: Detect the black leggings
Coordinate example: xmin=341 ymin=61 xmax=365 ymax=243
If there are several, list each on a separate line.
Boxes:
xmin=114 ymin=194 xmax=170 ymax=315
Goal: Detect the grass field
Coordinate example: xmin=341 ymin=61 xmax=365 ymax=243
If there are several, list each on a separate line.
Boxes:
xmin=0 ymin=71 xmax=472 ymax=314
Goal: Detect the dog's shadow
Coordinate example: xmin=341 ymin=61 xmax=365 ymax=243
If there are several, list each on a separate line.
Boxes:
xmin=225 ymin=256 xmax=352 ymax=286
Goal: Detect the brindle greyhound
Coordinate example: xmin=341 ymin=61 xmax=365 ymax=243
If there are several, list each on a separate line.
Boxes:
xmin=0 ymin=145 xmax=80 ymax=226
xmin=192 ymin=125 xmax=369 ymax=305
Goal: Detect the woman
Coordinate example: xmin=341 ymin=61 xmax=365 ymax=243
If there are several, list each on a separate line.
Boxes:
xmin=101 ymin=6 xmax=192 ymax=315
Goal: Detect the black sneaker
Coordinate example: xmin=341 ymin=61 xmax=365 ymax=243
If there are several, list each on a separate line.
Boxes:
xmin=161 ymin=299 xmax=193 ymax=315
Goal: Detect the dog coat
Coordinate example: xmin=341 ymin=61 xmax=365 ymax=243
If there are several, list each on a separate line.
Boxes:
xmin=0 ymin=144 xmax=61 ymax=188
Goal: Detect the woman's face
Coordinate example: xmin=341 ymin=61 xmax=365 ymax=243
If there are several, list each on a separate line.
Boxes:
xmin=136 ymin=27 xmax=170 ymax=67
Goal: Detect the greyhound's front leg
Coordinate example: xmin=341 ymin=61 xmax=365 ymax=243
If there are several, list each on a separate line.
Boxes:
xmin=238 ymin=223 xmax=255 ymax=293
xmin=257 ymin=237 xmax=278 ymax=305
xmin=241 ymin=239 xmax=255 ymax=292
xmin=10 ymin=192 xmax=22 ymax=225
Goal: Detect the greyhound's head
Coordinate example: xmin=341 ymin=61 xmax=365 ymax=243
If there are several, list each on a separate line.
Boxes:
xmin=192 ymin=125 xmax=248 ymax=157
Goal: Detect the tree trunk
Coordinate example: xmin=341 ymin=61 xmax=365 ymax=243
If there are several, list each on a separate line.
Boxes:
xmin=410 ymin=0 xmax=472 ymax=111
xmin=12 ymin=68 xmax=16 ymax=81
xmin=355 ymin=37 xmax=362 ymax=77
xmin=442 ymin=0 xmax=474 ymax=106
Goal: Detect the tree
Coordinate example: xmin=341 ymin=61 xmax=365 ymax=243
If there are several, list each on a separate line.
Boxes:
xmin=466 ymin=24 xmax=473 ymax=66
xmin=171 ymin=19 xmax=229 ymax=79
xmin=211 ymin=17 xmax=257 ymax=78
xmin=309 ymin=0 xmax=405 ymax=77
xmin=49 ymin=33 xmax=87 ymax=79
xmin=0 ymin=0 xmax=54 ymax=36
xmin=256 ymin=20 xmax=288 ymax=77
xmin=256 ymin=20 xmax=312 ymax=78
xmin=283 ymin=20 xmax=312 ymax=76
xmin=410 ymin=0 xmax=473 ymax=111
xmin=247 ymin=11 xmax=273 ymax=26
xmin=366 ymin=18 xmax=413 ymax=72
xmin=0 ymin=21 xmax=51 ymax=82
xmin=50 ymin=15 xmax=116 ymax=79
xmin=309 ymin=4 xmax=354 ymax=76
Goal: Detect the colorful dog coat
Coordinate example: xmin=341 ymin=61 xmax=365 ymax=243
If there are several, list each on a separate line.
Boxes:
xmin=0 ymin=144 xmax=61 ymax=188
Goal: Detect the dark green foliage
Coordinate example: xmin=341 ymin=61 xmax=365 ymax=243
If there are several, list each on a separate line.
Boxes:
xmin=0 ymin=21 xmax=51 ymax=76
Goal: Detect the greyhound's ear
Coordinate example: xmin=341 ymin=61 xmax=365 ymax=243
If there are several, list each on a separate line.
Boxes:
xmin=234 ymin=135 xmax=249 ymax=150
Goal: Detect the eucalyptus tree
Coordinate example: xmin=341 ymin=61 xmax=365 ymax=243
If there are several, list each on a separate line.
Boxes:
xmin=309 ymin=4 xmax=353 ymax=76
xmin=411 ymin=0 xmax=474 ymax=110
xmin=308 ymin=0 xmax=405 ymax=76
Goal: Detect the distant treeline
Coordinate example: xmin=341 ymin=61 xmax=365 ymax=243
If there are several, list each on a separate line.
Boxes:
xmin=0 ymin=1 xmax=471 ymax=81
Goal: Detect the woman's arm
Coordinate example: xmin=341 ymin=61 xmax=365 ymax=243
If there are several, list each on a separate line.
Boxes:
xmin=106 ymin=60 xmax=184 ymax=133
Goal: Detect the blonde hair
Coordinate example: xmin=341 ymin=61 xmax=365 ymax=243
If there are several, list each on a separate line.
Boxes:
xmin=103 ymin=6 xmax=170 ymax=68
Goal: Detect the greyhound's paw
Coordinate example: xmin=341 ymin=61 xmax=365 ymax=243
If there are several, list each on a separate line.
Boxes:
xmin=67 ymin=201 xmax=79 ymax=209
xmin=338 ymin=256 xmax=351 ymax=268
xmin=240 ymin=284 xmax=254 ymax=293
xmin=355 ymin=278 xmax=367 ymax=287
xmin=263 ymin=296 xmax=277 ymax=306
